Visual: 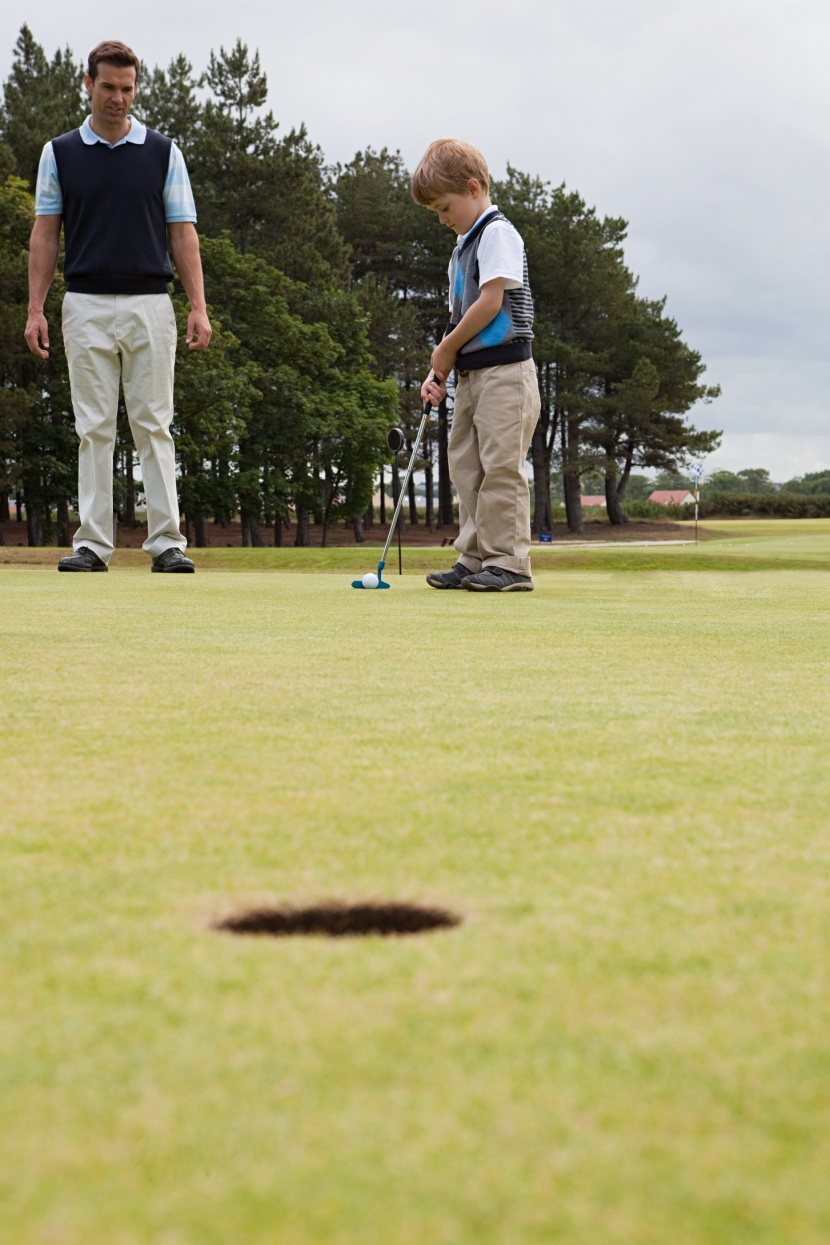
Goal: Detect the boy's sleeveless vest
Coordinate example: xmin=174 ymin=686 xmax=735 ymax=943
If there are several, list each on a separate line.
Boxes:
xmin=51 ymin=127 xmax=174 ymax=294
xmin=449 ymin=210 xmax=534 ymax=369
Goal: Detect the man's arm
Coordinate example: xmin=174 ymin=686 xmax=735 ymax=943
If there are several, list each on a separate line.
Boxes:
xmin=167 ymin=222 xmax=212 ymax=351
xmin=430 ymin=277 xmax=509 ymax=381
xmin=25 ymin=215 xmax=62 ymax=359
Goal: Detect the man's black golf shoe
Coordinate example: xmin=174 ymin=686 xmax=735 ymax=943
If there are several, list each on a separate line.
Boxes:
xmin=58 ymin=546 xmax=108 ymax=572
xmin=152 ymin=549 xmax=195 ymax=573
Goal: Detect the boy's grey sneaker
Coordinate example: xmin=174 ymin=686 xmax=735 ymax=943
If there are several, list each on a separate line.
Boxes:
xmin=464 ymin=567 xmax=534 ymax=592
xmin=58 ymin=546 xmax=108 ymax=572
xmin=151 ymin=548 xmax=195 ymax=573
xmin=426 ymin=561 xmax=475 ymax=589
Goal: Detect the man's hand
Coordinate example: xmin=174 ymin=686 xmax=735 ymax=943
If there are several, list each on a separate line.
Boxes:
xmin=421 ymin=370 xmax=447 ymax=407
xmin=185 ymin=307 xmax=212 ymax=351
xmin=168 ymin=224 xmax=212 ymax=351
xmin=25 ymin=311 xmax=50 ymax=359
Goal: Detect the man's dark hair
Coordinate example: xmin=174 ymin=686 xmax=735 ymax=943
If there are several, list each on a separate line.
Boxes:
xmin=87 ymin=41 xmax=141 ymax=82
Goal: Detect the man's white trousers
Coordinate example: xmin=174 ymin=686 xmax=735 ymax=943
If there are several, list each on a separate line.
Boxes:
xmin=62 ymin=292 xmax=187 ymax=563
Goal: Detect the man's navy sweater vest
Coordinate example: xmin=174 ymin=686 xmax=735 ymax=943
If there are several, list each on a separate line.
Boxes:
xmin=52 ymin=128 xmax=174 ymax=294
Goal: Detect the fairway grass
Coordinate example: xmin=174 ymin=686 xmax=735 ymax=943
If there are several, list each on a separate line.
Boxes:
xmin=4 ymin=516 xmax=830 ymax=573
xmin=2 ymin=563 xmax=829 ymax=1244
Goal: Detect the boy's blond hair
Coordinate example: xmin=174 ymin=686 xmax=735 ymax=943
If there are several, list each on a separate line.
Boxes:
xmin=411 ymin=139 xmax=490 ymax=205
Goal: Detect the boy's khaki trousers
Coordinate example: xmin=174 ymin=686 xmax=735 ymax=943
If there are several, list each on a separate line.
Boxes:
xmin=449 ymin=357 xmax=541 ymax=577
xmin=62 ymin=292 xmax=187 ymax=564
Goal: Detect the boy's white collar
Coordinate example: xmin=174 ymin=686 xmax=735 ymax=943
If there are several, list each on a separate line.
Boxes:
xmin=457 ymin=205 xmax=499 ymax=243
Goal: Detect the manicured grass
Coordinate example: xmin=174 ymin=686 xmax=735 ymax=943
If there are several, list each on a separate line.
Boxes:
xmin=2 ymin=561 xmax=829 ymax=1244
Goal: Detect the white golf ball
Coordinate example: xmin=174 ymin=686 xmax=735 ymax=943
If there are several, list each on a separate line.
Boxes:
xmin=362 ymin=572 xmax=379 ymax=589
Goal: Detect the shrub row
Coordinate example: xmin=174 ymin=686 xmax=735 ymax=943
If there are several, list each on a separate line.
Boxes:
xmin=683 ymin=492 xmax=830 ymax=519
xmin=623 ymin=493 xmax=830 ymax=520
xmin=538 ymin=492 xmax=830 ymax=528
xmin=621 ymin=500 xmax=682 ymax=520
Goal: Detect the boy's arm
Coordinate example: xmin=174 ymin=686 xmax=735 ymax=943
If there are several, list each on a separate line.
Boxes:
xmin=431 ymin=276 xmax=508 ymax=379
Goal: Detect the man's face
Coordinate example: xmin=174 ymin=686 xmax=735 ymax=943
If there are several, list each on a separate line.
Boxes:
xmin=428 ymin=181 xmax=486 ymax=236
xmin=84 ymin=62 xmax=138 ymax=129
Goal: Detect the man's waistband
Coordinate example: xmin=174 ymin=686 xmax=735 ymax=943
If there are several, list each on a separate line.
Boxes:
xmin=66 ymin=276 xmax=171 ymax=295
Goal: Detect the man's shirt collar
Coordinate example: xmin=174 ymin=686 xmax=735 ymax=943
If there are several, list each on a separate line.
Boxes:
xmin=80 ymin=115 xmax=147 ymax=148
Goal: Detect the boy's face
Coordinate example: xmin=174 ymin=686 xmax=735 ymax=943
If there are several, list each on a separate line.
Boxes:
xmin=428 ymin=179 xmax=489 ymax=235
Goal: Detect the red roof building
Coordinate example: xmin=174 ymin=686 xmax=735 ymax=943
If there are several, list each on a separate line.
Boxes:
xmin=648 ymin=490 xmax=694 ymax=505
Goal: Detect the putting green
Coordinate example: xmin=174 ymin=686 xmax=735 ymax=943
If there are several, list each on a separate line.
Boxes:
xmin=2 ymin=565 xmax=829 ymax=1244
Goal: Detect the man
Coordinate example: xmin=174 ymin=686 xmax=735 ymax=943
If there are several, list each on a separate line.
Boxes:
xmin=25 ymin=40 xmax=211 ymax=573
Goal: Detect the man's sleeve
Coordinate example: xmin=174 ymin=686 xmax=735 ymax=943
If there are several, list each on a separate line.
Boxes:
xmin=163 ymin=143 xmax=198 ymax=223
xmin=477 ymin=222 xmax=524 ymax=289
xmin=35 ymin=143 xmax=63 ymax=216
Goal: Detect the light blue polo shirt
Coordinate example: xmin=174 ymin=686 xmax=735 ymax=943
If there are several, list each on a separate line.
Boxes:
xmin=35 ymin=116 xmax=197 ymax=223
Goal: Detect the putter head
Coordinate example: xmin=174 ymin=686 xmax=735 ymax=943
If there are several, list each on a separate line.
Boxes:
xmin=352 ymin=564 xmax=388 ymax=590
xmin=351 ymin=561 xmax=392 ymax=589
xmin=351 ymin=578 xmax=390 ymax=590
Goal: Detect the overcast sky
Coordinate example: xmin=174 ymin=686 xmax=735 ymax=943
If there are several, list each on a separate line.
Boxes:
xmin=3 ymin=0 xmax=828 ymax=478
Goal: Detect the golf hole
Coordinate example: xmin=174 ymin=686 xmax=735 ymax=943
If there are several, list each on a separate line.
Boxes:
xmin=214 ymin=902 xmax=461 ymax=938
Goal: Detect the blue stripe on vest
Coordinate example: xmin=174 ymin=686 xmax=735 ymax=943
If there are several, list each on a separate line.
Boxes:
xmin=478 ymin=308 xmax=512 ymax=347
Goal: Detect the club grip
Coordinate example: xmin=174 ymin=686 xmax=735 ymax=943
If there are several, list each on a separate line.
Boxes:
xmin=424 ymin=368 xmax=442 ymax=415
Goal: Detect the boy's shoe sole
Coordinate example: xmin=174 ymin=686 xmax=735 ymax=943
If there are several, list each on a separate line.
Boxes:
xmin=464 ymin=568 xmax=534 ymax=592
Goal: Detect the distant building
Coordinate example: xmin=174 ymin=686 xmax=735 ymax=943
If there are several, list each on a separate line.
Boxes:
xmin=648 ymin=490 xmax=694 ymax=506
xmin=581 ymin=495 xmax=607 ymax=507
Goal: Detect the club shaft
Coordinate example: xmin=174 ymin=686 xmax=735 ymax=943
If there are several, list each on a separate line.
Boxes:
xmin=380 ymin=403 xmax=431 ymax=569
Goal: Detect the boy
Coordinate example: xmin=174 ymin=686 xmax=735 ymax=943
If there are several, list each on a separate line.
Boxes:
xmin=413 ymin=138 xmax=540 ymax=591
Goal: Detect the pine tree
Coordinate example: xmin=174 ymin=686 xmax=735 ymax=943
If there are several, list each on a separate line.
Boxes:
xmin=333 ymin=148 xmax=450 ymax=526
xmin=496 ymin=168 xmax=721 ymax=532
xmin=0 ymin=174 xmax=76 ymax=544
xmin=139 ymin=55 xmax=203 ymax=153
xmin=496 ymin=169 xmax=635 ymax=533
xmin=193 ymin=236 xmax=394 ymax=545
xmin=0 ymin=25 xmax=84 ymax=191
xmin=192 ymin=40 xmax=348 ymax=288
xmin=585 ymin=297 xmax=721 ymax=523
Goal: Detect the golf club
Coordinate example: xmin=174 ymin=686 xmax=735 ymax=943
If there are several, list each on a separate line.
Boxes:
xmin=387 ymin=425 xmax=406 ymax=575
xmin=352 ymin=395 xmax=433 ymax=589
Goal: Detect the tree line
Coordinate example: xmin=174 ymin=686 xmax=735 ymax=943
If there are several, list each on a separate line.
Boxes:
xmin=0 ymin=24 xmax=721 ymax=547
xmin=696 ymin=468 xmax=830 ymax=497
xmin=595 ymin=467 xmax=830 ymax=502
